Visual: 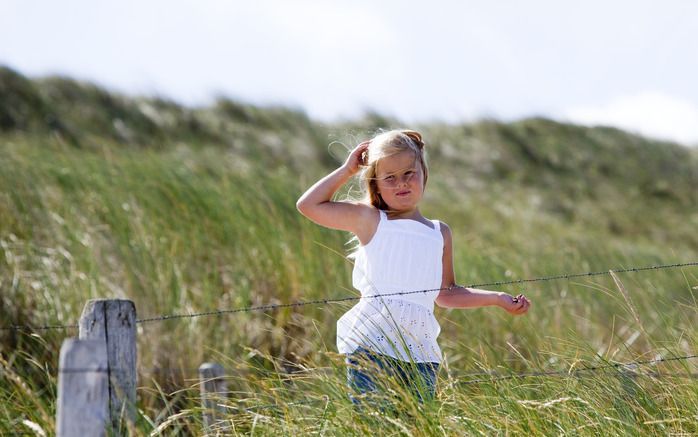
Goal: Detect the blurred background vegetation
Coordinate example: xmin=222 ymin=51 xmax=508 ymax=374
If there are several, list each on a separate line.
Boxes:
xmin=1 ymin=65 xmax=697 ymax=434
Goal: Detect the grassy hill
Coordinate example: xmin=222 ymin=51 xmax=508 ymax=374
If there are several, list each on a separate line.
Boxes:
xmin=1 ymin=65 xmax=697 ymax=435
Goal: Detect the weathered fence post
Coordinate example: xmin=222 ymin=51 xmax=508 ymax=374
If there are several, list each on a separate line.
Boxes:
xmin=199 ymin=362 xmax=227 ymax=433
xmin=79 ymin=299 xmax=137 ymax=432
xmin=56 ymin=338 xmax=109 ymax=436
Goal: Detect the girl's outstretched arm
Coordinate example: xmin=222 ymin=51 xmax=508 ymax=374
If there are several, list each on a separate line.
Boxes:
xmin=296 ymin=141 xmax=378 ymax=245
xmin=435 ymin=222 xmax=531 ymax=315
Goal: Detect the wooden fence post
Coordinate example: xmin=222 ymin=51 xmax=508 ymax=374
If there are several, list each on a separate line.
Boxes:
xmin=56 ymin=338 xmax=109 ymax=437
xmin=199 ymin=362 xmax=227 ymax=432
xmin=79 ymin=299 xmax=137 ymax=432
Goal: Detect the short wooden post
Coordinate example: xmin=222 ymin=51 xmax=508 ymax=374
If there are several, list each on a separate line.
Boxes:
xmin=199 ymin=362 xmax=227 ymax=432
xmin=79 ymin=299 xmax=137 ymax=431
xmin=56 ymin=338 xmax=109 ymax=437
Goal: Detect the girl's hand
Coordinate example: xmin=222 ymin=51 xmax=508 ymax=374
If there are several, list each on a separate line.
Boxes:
xmin=500 ymin=293 xmax=531 ymax=315
xmin=342 ymin=141 xmax=370 ymax=175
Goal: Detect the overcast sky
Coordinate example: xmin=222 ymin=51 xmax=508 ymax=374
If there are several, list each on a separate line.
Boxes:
xmin=2 ymin=0 xmax=698 ymax=145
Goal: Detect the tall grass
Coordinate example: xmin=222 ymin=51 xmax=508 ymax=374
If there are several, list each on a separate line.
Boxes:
xmin=1 ymin=111 xmax=697 ymax=432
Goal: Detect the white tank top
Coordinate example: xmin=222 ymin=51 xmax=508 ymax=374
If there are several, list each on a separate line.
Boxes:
xmin=336 ymin=210 xmax=443 ymax=363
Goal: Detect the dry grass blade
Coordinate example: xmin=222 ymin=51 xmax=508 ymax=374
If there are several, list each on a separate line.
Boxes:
xmin=609 ymin=270 xmax=649 ymax=340
xmin=148 ymin=409 xmax=195 ymax=436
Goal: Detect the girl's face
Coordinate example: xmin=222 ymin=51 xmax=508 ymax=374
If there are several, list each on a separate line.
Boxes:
xmin=374 ymin=150 xmax=425 ymax=212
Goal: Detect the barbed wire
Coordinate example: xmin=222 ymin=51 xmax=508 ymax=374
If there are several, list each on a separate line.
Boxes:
xmin=0 ymin=322 xmax=79 ymax=332
xmin=457 ymin=353 xmax=698 ymax=385
xmin=225 ymin=395 xmax=331 ymax=415
xmin=133 ymin=261 xmax=698 ymax=324
xmin=2 ymin=261 xmax=696 ymax=332
xmin=7 ymin=353 xmax=697 ymax=381
xmin=56 ymin=367 xmax=110 ymax=374
xmin=136 ymin=352 xmax=698 ymax=380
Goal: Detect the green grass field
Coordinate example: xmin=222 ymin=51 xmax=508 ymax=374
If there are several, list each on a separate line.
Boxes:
xmin=1 ymin=67 xmax=697 ymax=435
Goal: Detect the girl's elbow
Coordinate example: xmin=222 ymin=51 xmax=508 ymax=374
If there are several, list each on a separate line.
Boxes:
xmin=434 ymin=296 xmax=451 ymax=309
xmin=435 ymin=283 xmax=457 ymax=308
xmin=296 ymin=197 xmax=313 ymax=216
xmin=296 ymin=199 xmax=322 ymax=222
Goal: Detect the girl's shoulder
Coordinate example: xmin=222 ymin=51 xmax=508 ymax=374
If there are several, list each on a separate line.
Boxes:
xmin=426 ymin=218 xmax=451 ymax=241
xmin=349 ymin=203 xmax=381 ymax=245
xmin=434 ymin=219 xmax=450 ymax=232
xmin=348 ymin=202 xmax=382 ymax=220
xmin=436 ymin=220 xmax=452 ymax=244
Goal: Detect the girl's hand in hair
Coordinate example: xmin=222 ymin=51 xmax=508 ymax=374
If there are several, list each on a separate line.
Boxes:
xmin=343 ymin=141 xmax=371 ymax=175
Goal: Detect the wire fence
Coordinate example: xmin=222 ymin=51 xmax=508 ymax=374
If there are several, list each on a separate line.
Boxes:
xmin=12 ymin=353 xmax=693 ymax=421
xmin=2 ymin=259 xmax=696 ymax=408
xmin=7 ymin=353 xmax=698 ymax=383
xmin=455 ymin=353 xmax=698 ymax=385
xmin=2 ymin=260 xmax=696 ymax=332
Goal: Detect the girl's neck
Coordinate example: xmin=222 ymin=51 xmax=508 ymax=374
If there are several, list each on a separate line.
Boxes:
xmin=386 ymin=207 xmax=424 ymax=222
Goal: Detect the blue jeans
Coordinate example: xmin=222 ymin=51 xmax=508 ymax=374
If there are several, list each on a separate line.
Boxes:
xmin=346 ymin=347 xmax=439 ymax=404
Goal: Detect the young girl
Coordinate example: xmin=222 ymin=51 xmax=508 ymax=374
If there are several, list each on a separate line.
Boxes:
xmin=297 ymin=129 xmax=531 ymax=402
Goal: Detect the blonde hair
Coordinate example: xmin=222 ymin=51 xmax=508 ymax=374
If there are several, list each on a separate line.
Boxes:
xmin=360 ymin=129 xmax=428 ymax=210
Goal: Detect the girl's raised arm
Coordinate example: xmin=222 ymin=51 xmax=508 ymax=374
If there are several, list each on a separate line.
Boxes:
xmin=296 ymin=141 xmax=378 ymax=245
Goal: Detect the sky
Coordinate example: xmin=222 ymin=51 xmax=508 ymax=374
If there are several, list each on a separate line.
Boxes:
xmin=2 ymin=0 xmax=698 ymax=145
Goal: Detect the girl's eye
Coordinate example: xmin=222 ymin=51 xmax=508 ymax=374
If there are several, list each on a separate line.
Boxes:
xmin=384 ymin=175 xmax=395 ymax=181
